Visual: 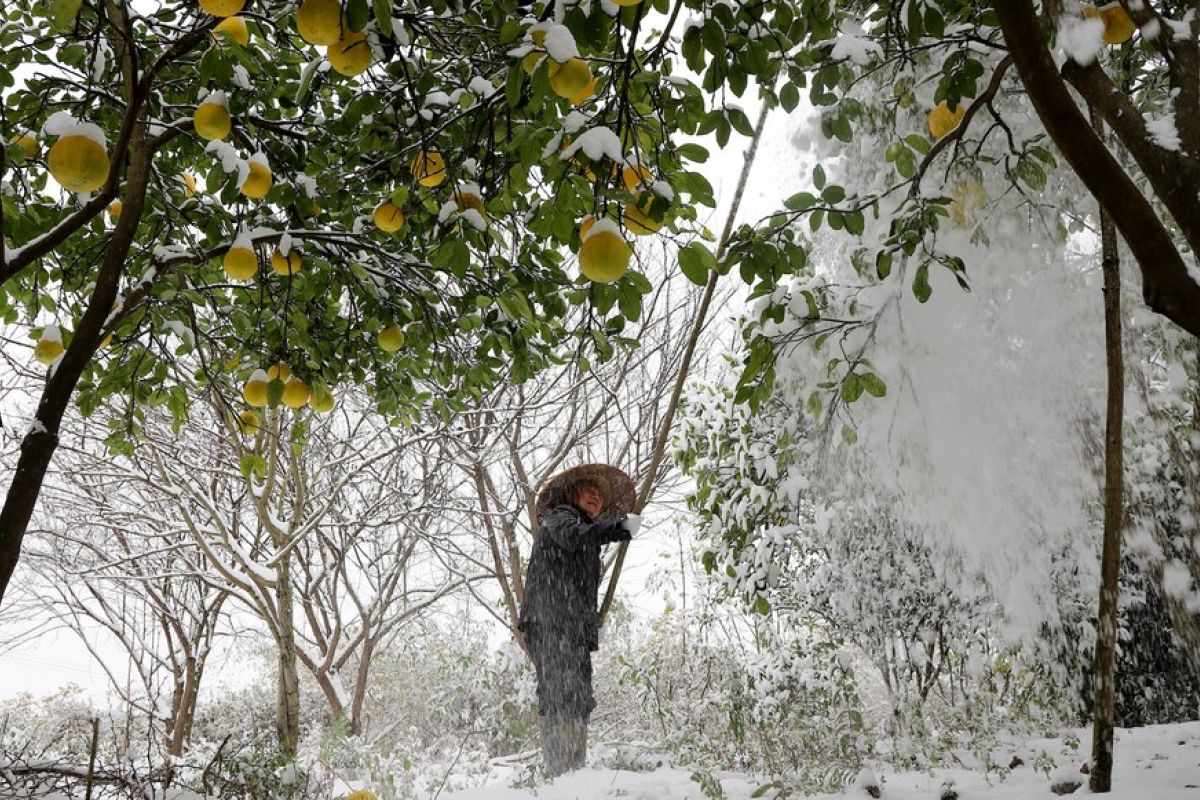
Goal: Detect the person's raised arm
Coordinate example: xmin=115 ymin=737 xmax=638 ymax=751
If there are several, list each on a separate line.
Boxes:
xmin=539 ymin=506 xmax=631 ymax=552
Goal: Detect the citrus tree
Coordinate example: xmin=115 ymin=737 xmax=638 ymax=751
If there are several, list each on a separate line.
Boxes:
xmin=0 ymin=0 xmax=802 ymax=606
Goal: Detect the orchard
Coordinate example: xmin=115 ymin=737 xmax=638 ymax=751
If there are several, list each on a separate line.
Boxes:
xmin=4 ymin=0 xmax=1200 ymax=794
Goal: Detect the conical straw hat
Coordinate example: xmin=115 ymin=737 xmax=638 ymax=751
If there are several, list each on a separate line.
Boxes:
xmin=535 ymin=463 xmax=635 ymax=523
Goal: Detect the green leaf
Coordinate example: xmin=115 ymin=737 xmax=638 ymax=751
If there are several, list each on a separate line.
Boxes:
xmin=240 ymin=455 xmax=267 ymax=480
xmin=505 ymin=62 xmax=523 ymax=109
xmin=859 ymin=372 xmax=887 ymax=398
xmin=727 ymin=107 xmax=754 ymax=137
xmin=677 ymin=143 xmax=709 ymax=163
xmin=924 ymin=6 xmax=946 ymax=38
xmin=346 ymin=0 xmax=370 ymax=31
xmin=821 ymin=184 xmax=845 ymax=204
xmin=912 ymin=263 xmax=932 ymax=303
xmin=783 ymin=191 xmax=816 ymax=211
xmin=841 ymin=373 xmax=863 ymax=403
xmin=780 ymin=82 xmax=800 ymax=113
xmin=701 ymin=21 xmax=726 ymax=55
xmin=813 ymin=163 xmax=826 ymax=190
xmin=373 ymin=0 xmax=393 ymax=37
xmin=48 ymin=0 xmax=84 ymax=33
xmin=905 ymin=134 xmax=932 ymax=155
xmin=754 ymin=595 xmax=770 ymax=615
xmin=844 ymin=211 xmax=864 ymax=236
xmin=498 ymin=291 xmax=533 ymax=321
xmin=876 ymin=250 xmax=893 ymax=280
xmin=678 ymin=242 xmax=716 ymax=285
xmin=498 ymin=18 xmax=522 ymax=44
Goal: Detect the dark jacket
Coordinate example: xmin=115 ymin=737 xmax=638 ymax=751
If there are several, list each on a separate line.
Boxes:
xmin=518 ymin=504 xmax=630 ymax=651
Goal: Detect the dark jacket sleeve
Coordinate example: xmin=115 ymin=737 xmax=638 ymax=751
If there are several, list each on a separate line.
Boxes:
xmin=539 ymin=506 xmax=630 ymax=552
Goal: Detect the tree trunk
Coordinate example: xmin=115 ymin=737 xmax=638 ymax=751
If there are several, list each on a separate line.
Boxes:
xmin=1089 ymin=112 xmax=1124 ymax=793
xmin=167 ymin=656 xmax=200 ymax=757
xmin=313 ymin=669 xmax=347 ymax=731
xmin=349 ymin=637 xmax=374 ymax=736
xmin=275 ymin=555 xmax=302 ymax=759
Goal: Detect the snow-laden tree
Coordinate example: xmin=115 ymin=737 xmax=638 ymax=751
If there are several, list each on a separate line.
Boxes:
xmin=0 ymin=0 xmax=800 ymax=608
xmin=12 ymin=386 xmax=475 ymax=757
xmin=10 ymin=503 xmax=229 ymax=759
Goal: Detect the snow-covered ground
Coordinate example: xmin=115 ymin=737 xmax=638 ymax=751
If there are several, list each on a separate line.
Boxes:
xmin=441 ymin=722 xmax=1200 ymax=800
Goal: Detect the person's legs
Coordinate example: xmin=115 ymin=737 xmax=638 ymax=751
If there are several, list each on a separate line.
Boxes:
xmin=540 ymin=715 xmax=571 ymax=777
xmin=565 ymin=715 xmax=588 ymax=769
xmin=528 ymin=629 xmax=596 ymax=776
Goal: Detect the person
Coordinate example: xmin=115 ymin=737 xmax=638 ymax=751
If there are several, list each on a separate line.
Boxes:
xmin=518 ymin=464 xmax=642 ymax=777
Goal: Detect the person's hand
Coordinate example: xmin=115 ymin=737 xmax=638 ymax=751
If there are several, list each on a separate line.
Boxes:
xmin=622 ymin=513 xmax=641 ymax=537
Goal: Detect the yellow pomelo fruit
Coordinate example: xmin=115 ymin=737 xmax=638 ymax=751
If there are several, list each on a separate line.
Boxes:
xmin=309 ymin=382 xmax=335 ymax=413
xmin=237 ymin=410 xmax=261 ymax=435
xmin=194 ymin=103 xmax=232 ymax=141
xmin=282 ymin=377 xmax=310 ymax=409
xmin=345 ymin=791 xmax=378 ymax=800
xmin=243 ymin=375 xmax=268 ymax=406
xmin=550 ymin=58 xmax=592 ymax=101
xmin=224 ymin=246 xmax=258 ymax=280
xmin=531 ymin=30 xmax=546 ymax=47
xmin=267 ymin=363 xmax=291 ymax=382
xmin=241 ymin=161 xmax=272 ymax=199
xmin=579 ymin=216 xmax=596 ymax=240
xmin=328 ymin=29 xmax=372 ymax=76
xmin=410 ymin=150 xmax=447 ymax=187
xmin=108 ymin=200 xmax=122 ymax=220
xmin=579 ymin=229 xmax=631 ymax=283
xmin=271 ymin=249 xmax=302 ymax=276
xmin=927 ymin=102 xmax=965 ymax=139
xmin=374 ymin=201 xmax=405 ymax=232
xmin=296 ymin=0 xmax=343 ymax=45
xmin=213 ymin=16 xmax=250 ymax=45
xmin=453 ymin=188 xmax=485 ymax=214
xmin=11 ymin=133 xmax=38 ymax=160
xmin=34 ymin=337 xmax=64 ymax=366
xmin=567 ymin=75 xmax=596 ymax=106
xmin=378 ymin=325 xmax=405 ymax=353
xmin=182 ymin=172 xmax=197 ymax=197
xmin=48 ymin=135 xmax=110 ymax=193
xmin=522 ymin=52 xmax=561 ymax=77
xmin=1100 ymin=5 xmax=1134 ymax=43
xmin=200 ymin=0 xmax=244 ymax=17
xmin=623 ymin=198 xmax=663 ymax=236
xmin=622 ymin=163 xmax=653 ymax=192
xmin=949 ymin=178 xmax=987 ymax=228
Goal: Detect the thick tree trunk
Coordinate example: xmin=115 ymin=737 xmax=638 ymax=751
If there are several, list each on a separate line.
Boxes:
xmin=1089 ymin=121 xmax=1124 ymax=792
xmin=275 ymin=555 xmax=302 ymax=758
xmin=992 ymin=0 xmax=1200 ymax=340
